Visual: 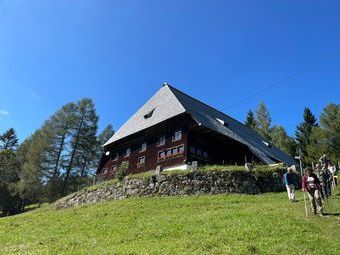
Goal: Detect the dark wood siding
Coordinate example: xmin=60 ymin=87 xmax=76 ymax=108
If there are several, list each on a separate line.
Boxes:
xmin=96 ymin=114 xmax=191 ymax=181
xmin=187 ymin=126 xmax=261 ymax=165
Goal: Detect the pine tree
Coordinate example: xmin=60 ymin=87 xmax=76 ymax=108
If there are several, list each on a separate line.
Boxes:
xmin=47 ymin=103 xmax=77 ymax=180
xmin=245 ymin=110 xmax=258 ymax=130
xmin=63 ymin=98 xmax=98 ymax=191
xmin=97 ymin=124 xmax=115 ymax=146
xmin=16 ymin=128 xmax=49 ymax=204
xmin=256 ymin=102 xmax=272 ymax=140
xmin=295 ymin=107 xmax=318 ymax=162
xmin=0 ymin=128 xmax=19 ymax=151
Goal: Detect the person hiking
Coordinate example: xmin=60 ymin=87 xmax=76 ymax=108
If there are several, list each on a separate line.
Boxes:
xmin=302 ymin=168 xmax=323 ymax=216
xmin=319 ymin=154 xmax=329 ymax=169
xmin=323 ymin=166 xmax=332 ymax=197
xmin=315 ymin=164 xmax=327 ymax=200
xmin=283 ymin=166 xmax=296 ymax=202
xmin=328 ymin=162 xmax=337 ymax=186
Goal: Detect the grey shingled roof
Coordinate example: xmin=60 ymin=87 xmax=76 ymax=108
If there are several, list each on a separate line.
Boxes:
xmin=103 ymin=85 xmax=186 ymax=146
xmin=104 ymin=84 xmax=296 ymax=166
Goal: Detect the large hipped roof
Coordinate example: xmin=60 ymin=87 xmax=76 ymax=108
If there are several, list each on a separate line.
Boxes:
xmin=104 ymin=84 xmax=296 ymax=166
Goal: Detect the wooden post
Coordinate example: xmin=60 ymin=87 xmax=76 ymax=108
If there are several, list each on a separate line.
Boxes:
xmin=155 ymin=165 xmax=163 ymax=176
xmin=192 ymin=161 xmax=198 ymax=172
xmin=312 ymin=162 xmax=315 ymax=171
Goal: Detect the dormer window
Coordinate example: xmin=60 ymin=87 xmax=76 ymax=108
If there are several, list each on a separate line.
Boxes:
xmin=140 ymin=142 xmax=147 ymax=152
xmin=157 ymin=136 xmax=165 ymax=147
xmin=124 ymin=148 xmax=130 ymax=157
xmin=172 ymin=130 xmax=182 ymax=142
xmin=216 ymin=118 xmax=229 ymax=127
xmin=262 ymin=141 xmax=272 ymax=148
xmin=144 ymin=108 xmax=155 ymax=119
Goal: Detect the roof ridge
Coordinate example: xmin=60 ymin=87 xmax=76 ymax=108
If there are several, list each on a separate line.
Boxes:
xmin=166 ymin=84 xmax=257 ymax=133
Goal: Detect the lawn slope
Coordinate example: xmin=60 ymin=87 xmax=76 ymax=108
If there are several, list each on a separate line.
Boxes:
xmin=0 ymin=189 xmax=339 ymax=255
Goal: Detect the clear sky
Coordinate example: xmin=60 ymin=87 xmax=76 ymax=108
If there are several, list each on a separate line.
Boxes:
xmin=0 ymin=0 xmax=339 ymax=142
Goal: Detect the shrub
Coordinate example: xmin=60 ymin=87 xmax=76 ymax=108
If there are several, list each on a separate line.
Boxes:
xmin=117 ymin=162 xmax=129 ymax=181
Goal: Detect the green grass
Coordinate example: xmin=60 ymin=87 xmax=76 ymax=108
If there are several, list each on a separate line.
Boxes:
xmin=1 ymin=189 xmax=339 ymax=255
xmin=127 ymin=164 xmax=283 ymax=178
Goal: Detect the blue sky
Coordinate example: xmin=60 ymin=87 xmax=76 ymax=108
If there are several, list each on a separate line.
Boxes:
xmin=0 ymin=0 xmax=339 ymax=142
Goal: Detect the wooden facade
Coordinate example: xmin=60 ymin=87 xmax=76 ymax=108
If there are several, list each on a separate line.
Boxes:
xmin=96 ymin=114 xmax=191 ymax=182
xmin=96 ymin=114 xmax=261 ymax=183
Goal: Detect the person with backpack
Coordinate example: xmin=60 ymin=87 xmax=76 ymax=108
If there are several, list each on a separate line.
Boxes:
xmin=302 ymin=168 xmax=323 ymax=216
xmin=283 ymin=166 xmax=296 ymax=202
xmin=315 ymin=164 xmax=327 ymax=200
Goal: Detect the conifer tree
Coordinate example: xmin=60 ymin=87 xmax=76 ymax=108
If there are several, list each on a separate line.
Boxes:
xmin=63 ymin=98 xmax=98 ymax=191
xmin=256 ymin=102 xmax=272 ymax=140
xmin=0 ymin=128 xmax=19 ymax=151
xmin=245 ymin=110 xmax=258 ymax=130
xmin=16 ymin=128 xmax=49 ymax=204
xmin=295 ymin=108 xmax=318 ymax=161
xmin=307 ymin=104 xmax=340 ymax=163
xmin=270 ymin=126 xmax=296 ymax=157
xmin=91 ymin=124 xmax=115 ymax=172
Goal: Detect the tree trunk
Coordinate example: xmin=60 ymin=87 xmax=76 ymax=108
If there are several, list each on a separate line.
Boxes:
xmin=63 ymin=113 xmax=85 ymax=189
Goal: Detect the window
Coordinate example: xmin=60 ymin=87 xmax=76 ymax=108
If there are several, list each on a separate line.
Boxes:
xmin=216 ymin=118 xmax=229 ymax=127
xmin=137 ymin=156 xmax=145 ymax=166
xmin=262 ymin=141 xmax=272 ymax=148
xmin=171 ymin=147 xmax=178 ymax=155
xmin=112 ymin=153 xmax=118 ymax=161
xmin=124 ymin=148 xmax=130 ymax=157
xmin=103 ymin=168 xmax=108 ymax=174
xmin=140 ymin=142 xmax=147 ymax=152
xmin=158 ymin=151 xmax=166 ymax=158
xmin=172 ymin=130 xmax=182 ymax=142
xmin=157 ymin=145 xmax=184 ymax=161
xmin=157 ymin=136 xmax=166 ymax=146
xmin=144 ymin=108 xmax=155 ymax=119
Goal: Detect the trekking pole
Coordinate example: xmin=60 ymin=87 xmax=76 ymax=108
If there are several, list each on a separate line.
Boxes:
xmin=295 ymin=155 xmax=308 ymax=217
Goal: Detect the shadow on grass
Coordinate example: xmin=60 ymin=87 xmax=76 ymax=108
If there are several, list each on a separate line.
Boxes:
xmin=23 ymin=204 xmax=42 ymax=213
xmin=323 ymin=212 xmax=340 ymax=216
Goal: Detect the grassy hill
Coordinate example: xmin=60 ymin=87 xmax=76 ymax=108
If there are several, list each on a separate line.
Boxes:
xmin=0 ymin=188 xmax=339 ymax=255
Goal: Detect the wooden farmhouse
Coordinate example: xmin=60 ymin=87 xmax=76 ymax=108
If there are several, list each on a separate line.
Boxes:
xmin=96 ymin=84 xmax=296 ymax=182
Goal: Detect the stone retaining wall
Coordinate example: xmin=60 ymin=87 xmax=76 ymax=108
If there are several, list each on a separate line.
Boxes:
xmin=54 ymin=169 xmax=295 ymax=209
